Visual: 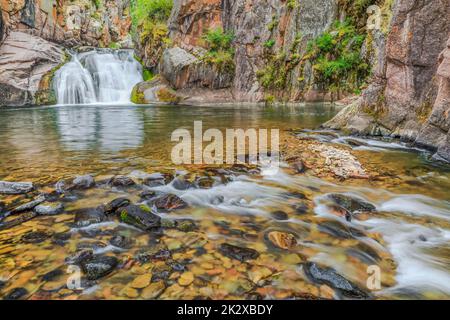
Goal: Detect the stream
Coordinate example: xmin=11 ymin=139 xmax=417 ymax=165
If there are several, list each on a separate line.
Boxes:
xmin=0 ymin=102 xmax=449 ymax=300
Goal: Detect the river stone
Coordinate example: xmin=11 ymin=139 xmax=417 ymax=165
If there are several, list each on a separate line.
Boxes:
xmin=74 ymin=207 xmax=107 ymax=227
xmin=219 ymin=243 xmax=260 ymax=262
xmin=34 ymin=202 xmax=64 ymax=215
xmin=21 ymin=231 xmax=52 ymax=244
xmin=110 ymin=235 xmax=134 ymax=249
xmin=318 ymin=220 xmax=365 ymax=239
xmin=292 ymin=161 xmax=306 ymax=174
xmin=65 ymin=249 xmax=94 ymax=265
xmin=0 ymin=211 xmax=37 ymax=230
xmin=139 ymin=190 xmax=157 ymax=200
xmin=326 ymin=194 xmax=376 ymax=214
xmin=104 ymin=197 xmax=130 ymax=214
xmin=303 ymin=262 xmax=369 ymax=298
xmin=3 ymin=287 xmax=28 ymax=300
xmin=150 ymin=194 xmax=188 ymax=211
xmin=119 ymin=205 xmax=161 ymax=230
xmin=271 ymin=211 xmax=289 ymax=221
xmin=135 ymin=244 xmax=171 ymax=263
xmin=266 ymin=231 xmax=297 ymax=250
xmin=171 ymin=177 xmax=193 ymax=190
xmin=71 ymin=175 xmax=95 ymax=190
xmin=81 ymin=255 xmax=118 ymax=280
xmin=0 ymin=181 xmax=34 ymax=195
xmin=11 ymin=195 xmax=46 ymax=214
xmin=77 ymin=240 xmax=108 ymax=251
xmin=109 ymin=176 xmax=136 ymax=187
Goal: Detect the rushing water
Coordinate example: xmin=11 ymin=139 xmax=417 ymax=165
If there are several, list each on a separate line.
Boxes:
xmin=0 ymin=104 xmax=449 ymax=300
xmin=53 ymin=50 xmax=143 ymax=105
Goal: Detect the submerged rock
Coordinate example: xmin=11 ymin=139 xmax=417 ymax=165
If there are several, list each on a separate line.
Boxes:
xmin=21 ymin=231 xmax=51 ymax=244
xmin=171 ymin=177 xmax=193 ymax=190
xmin=326 ymin=194 xmax=376 ymax=215
xmin=104 ymin=197 xmax=130 ymax=214
xmin=119 ymin=205 xmax=161 ymax=230
xmin=0 ymin=211 xmax=37 ymax=230
xmin=318 ymin=220 xmax=365 ymax=239
xmin=70 ymin=175 xmax=95 ymax=190
xmin=81 ymin=255 xmax=118 ymax=280
xmin=219 ymin=243 xmax=260 ymax=262
xmin=34 ymin=202 xmax=64 ymax=215
xmin=74 ymin=207 xmax=107 ymax=227
xmin=270 ymin=211 xmax=289 ymax=221
xmin=0 ymin=181 xmax=34 ymax=195
xmin=136 ymin=244 xmax=171 ymax=263
xmin=3 ymin=287 xmax=28 ymax=300
xmin=150 ymin=194 xmax=188 ymax=211
xmin=65 ymin=249 xmax=94 ymax=265
xmin=266 ymin=231 xmax=297 ymax=250
xmin=110 ymin=235 xmax=134 ymax=249
xmin=10 ymin=195 xmax=46 ymax=214
xmin=303 ymin=262 xmax=369 ymax=298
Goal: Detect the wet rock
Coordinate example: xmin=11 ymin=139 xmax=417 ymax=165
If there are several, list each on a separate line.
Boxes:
xmin=219 ymin=243 xmax=259 ymax=262
xmin=0 ymin=280 xmax=5 ymax=289
xmin=195 ymin=176 xmax=215 ymax=189
xmin=151 ymin=265 xmax=171 ymax=282
xmin=266 ymin=231 xmax=297 ymax=250
xmin=150 ymin=194 xmax=188 ymax=211
xmin=109 ymin=176 xmax=136 ymax=187
xmin=142 ymin=172 xmax=171 ymax=187
xmin=167 ymin=260 xmax=187 ymax=272
xmin=136 ymin=244 xmax=171 ymax=263
xmin=104 ymin=197 xmax=130 ymax=214
xmin=81 ymin=255 xmax=118 ymax=280
xmin=176 ymin=220 xmax=196 ymax=232
xmin=327 ymin=204 xmax=352 ymax=222
xmin=34 ymin=202 xmax=64 ymax=215
xmin=161 ymin=218 xmax=177 ymax=228
xmin=110 ymin=235 xmax=134 ymax=249
xmin=0 ymin=211 xmax=37 ymax=230
xmin=131 ymin=78 xmax=184 ymax=104
xmin=271 ymin=210 xmax=289 ymax=221
xmin=0 ymin=181 xmax=34 ymax=195
xmin=318 ymin=221 xmax=365 ymax=239
xmin=172 ymin=177 xmax=193 ymax=190
xmin=70 ymin=175 xmax=95 ymax=190
xmin=10 ymin=195 xmax=46 ymax=214
xmin=292 ymin=161 xmax=306 ymax=174
xmin=3 ymin=287 xmax=28 ymax=300
xmin=74 ymin=207 xmax=107 ymax=227
xmin=42 ymin=269 xmax=64 ymax=282
xmin=141 ymin=281 xmax=166 ymax=299
xmin=21 ymin=231 xmax=51 ymax=244
xmin=65 ymin=249 xmax=94 ymax=265
xmin=55 ymin=180 xmax=66 ymax=194
xmin=139 ymin=190 xmax=157 ymax=200
xmin=303 ymin=262 xmax=369 ymax=298
xmin=327 ymin=194 xmax=376 ymax=214
xmin=294 ymin=203 xmax=309 ymax=215
xmin=119 ymin=205 xmax=161 ymax=230
xmin=76 ymin=240 xmax=108 ymax=252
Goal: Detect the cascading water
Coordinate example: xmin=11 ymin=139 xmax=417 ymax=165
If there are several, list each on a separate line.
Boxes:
xmin=53 ymin=49 xmax=143 ymax=105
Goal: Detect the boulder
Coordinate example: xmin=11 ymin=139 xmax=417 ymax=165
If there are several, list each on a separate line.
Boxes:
xmin=219 ymin=243 xmax=259 ymax=262
xmin=0 ymin=181 xmax=34 ymax=194
xmin=149 ymin=194 xmax=188 ymax=211
xmin=131 ymin=78 xmax=184 ymax=104
xmin=160 ymin=47 xmax=233 ymax=90
xmin=119 ymin=205 xmax=161 ymax=230
xmin=81 ymin=255 xmax=118 ymax=280
xmin=74 ymin=207 xmax=107 ymax=228
xmin=34 ymin=202 xmax=64 ymax=215
xmin=0 ymin=31 xmax=65 ymax=107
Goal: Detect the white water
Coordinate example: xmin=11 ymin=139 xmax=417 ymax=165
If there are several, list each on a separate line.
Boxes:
xmin=53 ymin=50 xmax=143 ymax=105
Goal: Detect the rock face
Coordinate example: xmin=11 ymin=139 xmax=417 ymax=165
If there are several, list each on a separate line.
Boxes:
xmin=0 ymin=31 xmax=65 ymax=107
xmin=0 ymin=0 xmax=132 ymax=48
xmin=131 ymin=77 xmax=184 ymax=104
xmin=167 ymin=0 xmax=338 ymax=102
xmin=325 ymin=0 xmax=450 ymax=162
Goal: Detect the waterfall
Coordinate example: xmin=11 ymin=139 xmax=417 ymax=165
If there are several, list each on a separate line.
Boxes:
xmin=53 ymin=49 xmax=143 ymax=105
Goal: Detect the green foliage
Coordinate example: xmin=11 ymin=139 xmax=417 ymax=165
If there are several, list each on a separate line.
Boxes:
xmin=287 ymin=0 xmax=298 ymax=10
xmin=143 ymin=69 xmax=155 ymax=81
xmin=131 ymin=0 xmax=173 ymax=27
xmin=337 ymin=0 xmax=378 ymax=29
xmin=305 ymin=19 xmax=370 ymax=94
xmin=264 ymin=39 xmax=276 ymax=49
xmin=202 ymin=28 xmax=235 ymax=72
xmin=268 ymin=16 xmax=278 ymax=32
xmin=108 ymin=42 xmax=121 ymax=49
xmin=202 ymin=28 xmax=234 ymax=52
xmin=92 ymin=0 xmax=101 ymax=10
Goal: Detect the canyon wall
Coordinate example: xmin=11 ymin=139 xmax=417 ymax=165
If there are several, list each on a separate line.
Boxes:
xmin=325 ymin=0 xmax=450 ymax=162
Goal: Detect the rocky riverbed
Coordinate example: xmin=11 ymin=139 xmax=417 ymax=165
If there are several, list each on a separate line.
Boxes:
xmin=1 ymin=126 xmax=449 ymax=300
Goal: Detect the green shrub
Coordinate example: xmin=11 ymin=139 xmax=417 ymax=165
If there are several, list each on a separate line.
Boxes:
xmin=202 ymin=28 xmax=235 ymax=72
xmin=264 ymin=39 xmax=276 ymax=49
xmin=131 ymin=0 xmax=173 ymax=26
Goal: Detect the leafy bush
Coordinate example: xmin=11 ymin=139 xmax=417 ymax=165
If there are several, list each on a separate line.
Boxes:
xmin=131 ymin=0 xmax=173 ymax=26
xmin=202 ymin=28 xmax=235 ymax=72
xmin=305 ymin=19 xmax=370 ymax=94
xmin=264 ymin=39 xmax=276 ymax=49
